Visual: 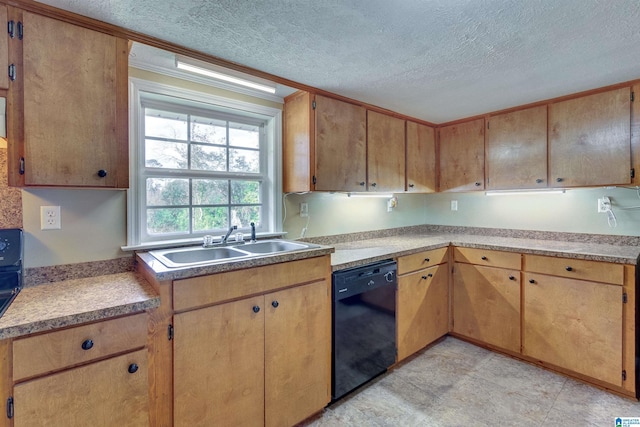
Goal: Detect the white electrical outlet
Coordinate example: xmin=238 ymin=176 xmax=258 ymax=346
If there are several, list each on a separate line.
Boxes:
xmin=300 ymin=202 xmax=309 ymax=217
xmin=41 ymin=206 xmax=61 ymax=230
xmin=451 ymin=200 xmax=458 ymax=211
xmin=597 ymin=197 xmax=611 ymax=213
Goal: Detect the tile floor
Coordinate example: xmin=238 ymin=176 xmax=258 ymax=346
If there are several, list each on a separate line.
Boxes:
xmin=302 ymin=337 xmax=640 ymax=426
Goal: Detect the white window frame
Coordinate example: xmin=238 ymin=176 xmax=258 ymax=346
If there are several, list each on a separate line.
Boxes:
xmin=125 ymin=77 xmax=282 ymax=249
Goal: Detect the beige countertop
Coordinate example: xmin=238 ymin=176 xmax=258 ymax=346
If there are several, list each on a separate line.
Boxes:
xmin=0 ymin=272 xmax=159 ymax=340
xmin=331 ymin=233 xmax=640 ymax=270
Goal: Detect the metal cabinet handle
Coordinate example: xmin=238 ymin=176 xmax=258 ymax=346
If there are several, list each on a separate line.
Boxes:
xmin=272 ymin=301 xmax=279 ymax=308
xmin=475 ymin=182 xmax=481 ymax=186
xmin=565 ymin=266 xmax=573 ymax=272
xmin=97 ymin=169 xmax=107 ymax=178
xmin=556 ymin=177 xmax=564 ymax=183
xmin=424 ymin=258 xmax=430 ymax=262
xmin=409 ymin=184 xmax=415 ymax=188
xmin=536 ymin=178 xmax=543 ymax=184
xmin=128 ymin=363 xmax=139 ymax=374
xmin=508 ymin=275 xmax=516 ymax=281
xmin=252 ymin=305 xmax=260 ymax=313
xmin=81 ymin=339 xmax=94 ymax=351
xmin=481 ymin=256 xmax=487 ymax=261
xmin=359 ymin=181 xmax=365 ymax=186
xmin=371 ymin=182 xmax=377 ymax=187
xmin=529 ymin=279 xmax=536 ymax=284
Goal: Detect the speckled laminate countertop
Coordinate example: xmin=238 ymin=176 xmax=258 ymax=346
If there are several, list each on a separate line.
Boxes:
xmin=331 ymin=233 xmax=640 ymax=271
xmin=0 ymin=272 xmax=159 ymax=340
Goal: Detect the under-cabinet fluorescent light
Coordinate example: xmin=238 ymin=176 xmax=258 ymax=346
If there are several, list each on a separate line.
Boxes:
xmin=348 ymin=193 xmax=394 ymax=198
xmin=175 ymin=56 xmax=277 ymax=94
xmin=485 ymin=189 xmax=566 ymax=196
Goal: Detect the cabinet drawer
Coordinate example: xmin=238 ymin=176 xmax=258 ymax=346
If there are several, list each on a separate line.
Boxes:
xmin=174 ymin=256 xmax=330 ymax=311
xmin=13 ymin=313 xmax=148 ymax=381
xmin=397 ymin=247 xmax=448 ymax=275
xmin=454 ymin=247 xmax=521 ymax=270
xmin=524 ymin=254 xmax=624 ymax=285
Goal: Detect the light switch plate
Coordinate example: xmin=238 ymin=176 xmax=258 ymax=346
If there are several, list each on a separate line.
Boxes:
xmin=451 ymin=200 xmax=458 ymax=211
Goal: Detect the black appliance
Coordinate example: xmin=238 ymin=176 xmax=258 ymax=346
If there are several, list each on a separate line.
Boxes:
xmin=0 ymin=228 xmax=23 ymax=318
xmin=636 ymin=252 xmax=639 ymax=399
xmin=332 ymin=259 xmax=397 ymax=401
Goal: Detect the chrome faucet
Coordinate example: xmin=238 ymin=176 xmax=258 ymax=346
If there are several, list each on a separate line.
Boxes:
xmin=250 ymin=222 xmax=256 ymax=243
xmin=221 ymin=225 xmax=237 ymax=244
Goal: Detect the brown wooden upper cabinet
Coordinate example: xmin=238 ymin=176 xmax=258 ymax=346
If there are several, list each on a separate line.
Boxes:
xmin=7 ymin=8 xmax=129 ymax=187
xmin=367 ymin=110 xmax=405 ymax=192
xmin=406 ymin=121 xmax=436 ymax=193
xmin=486 ymin=106 xmax=547 ymax=190
xmin=0 ymin=5 xmax=8 ymax=91
xmin=438 ymin=118 xmax=485 ymax=192
xmin=283 ymin=92 xmax=366 ymax=192
xmin=549 ymin=87 xmax=632 ymax=188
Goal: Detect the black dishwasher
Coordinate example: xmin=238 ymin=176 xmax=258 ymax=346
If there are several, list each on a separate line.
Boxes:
xmin=332 ymin=259 xmax=397 ymax=401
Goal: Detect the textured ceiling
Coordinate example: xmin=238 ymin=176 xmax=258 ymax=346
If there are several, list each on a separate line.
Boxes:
xmin=36 ymin=0 xmax=640 ymax=123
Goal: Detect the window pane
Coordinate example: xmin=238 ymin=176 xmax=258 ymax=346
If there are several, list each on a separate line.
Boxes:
xmin=230 ymin=148 xmax=259 ymax=173
xmin=229 ymin=123 xmax=259 ymax=149
xmin=145 ymin=140 xmax=188 ymax=169
xmin=193 ymin=179 xmax=228 ymax=205
xmin=191 ymin=144 xmax=227 ymax=171
xmin=231 ymin=206 xmax=260 ymax=228
xmin=145 ymin=109 xmax=188 ymax=140
xmin=191 ymin=116 xmax=227 ymax=145
xmin=146 ymin=178 xmax=189 ymax=206
xmin=193 ymin=207 xmax=228 ymax=231
xmin=147 ymin=208 xmax=189 ymax=234
xmin=231 ymin=181 xmax=260 ymax=204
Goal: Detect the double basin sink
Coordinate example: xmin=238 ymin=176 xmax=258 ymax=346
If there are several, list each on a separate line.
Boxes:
xmin=149 ymin=240 xmax=321 ymax=268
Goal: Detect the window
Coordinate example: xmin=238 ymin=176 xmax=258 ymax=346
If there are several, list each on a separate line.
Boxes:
xmin=128 ymin=78 xmax=282 ymax=247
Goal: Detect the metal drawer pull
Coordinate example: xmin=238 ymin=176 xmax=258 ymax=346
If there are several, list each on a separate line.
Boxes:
xmin=565 ymin=266 xmax=573 ymax=272
xmin=508 ymin=275 xmax=515 ymax=281
xmin=128 ymin=363 xmax=139 ymax=374
xmin=481 ymin=256 xmax=487 ymax=261
xmin=81 ymin=339 xmax=94 ymax=351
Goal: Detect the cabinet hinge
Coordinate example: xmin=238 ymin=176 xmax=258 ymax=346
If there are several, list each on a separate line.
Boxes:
xmin=632 ymin=92 xmax=635 ymax=102
xmin=7 ymin=20 xmax=14 ymax=38
xmin=6 ymin=397 xmax=13 ymax=419
xmin=8 ymin=64 xmax=15 ymax=82
xmin=487 ymin=121 xmax=490 ymax=129
xmin=312 ymin=175 xmax=317 ymax=185
xmin=623 ymin=293 xmax=628 ymax=304
xmin=631 ymin=168 xmax=635 ymax=179
xmin=312 ymin=100 xmax=316 ymax=110
xmin=623 ymin=370 xmax=627 ymax=381
xmin=17 ymin=21 xmax=23 ymax=40
xmin=19 ymin=157 xmax=24 ymax=175
xmin=168 ymin=324 xmax=174 ymax=341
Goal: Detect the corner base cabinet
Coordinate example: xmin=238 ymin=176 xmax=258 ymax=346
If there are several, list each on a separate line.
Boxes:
xmin=172 ymin=256 xmax=331 ymax=427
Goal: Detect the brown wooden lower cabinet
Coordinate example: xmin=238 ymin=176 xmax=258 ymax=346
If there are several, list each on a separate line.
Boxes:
xmin=397 ymin=263 xmax=449 ymax=361
xmin=522 ymin=272 xmax=623 ymax=386
xmin=13 ymin=350 xmax=149 ymax=427
xmin=173 ymin=277 xmax=330 ymax=427
xmin=452 ymin=263 xmax=521 ymax=353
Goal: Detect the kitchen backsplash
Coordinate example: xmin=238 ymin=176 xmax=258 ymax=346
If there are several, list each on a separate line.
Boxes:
xmin=0 ymin=147 xmax=22 ymax=229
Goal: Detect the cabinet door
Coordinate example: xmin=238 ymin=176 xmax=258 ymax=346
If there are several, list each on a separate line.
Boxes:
xmin=174 ymin=296 xmax=265 ymax=427
xmin=13 ymin=349 xmax=148 ymax=427
xmin=397 ymin=264 xmax=448 ymax=361
xmin=367 ymin=111 xmax=405 ymax=192
xmin=20 ymin=11 xmax=128 ymax=187
xmin=265 ymin=280 xmax=330 ymax=427
xmin=487 ymin=106 xmax=547 ymax=189
xmin=453 ymin=263 xmax=520 ymax=353
xmin=315 ymin=95 xmax=366 ymax=191
xmin=0 ymin=5 xmax=8 ymax=90
xmin=406 ymin=121 xmax=436 ymax=192
xmin=439 ymin=118 xmax=485 ymax=191
xmin=549 ymin=87 xmax=631 ymax=187
xmin=283 ymin=91 xmax=314 ymax=192
xmin=523 ymin=273 xmax=623 ymax=386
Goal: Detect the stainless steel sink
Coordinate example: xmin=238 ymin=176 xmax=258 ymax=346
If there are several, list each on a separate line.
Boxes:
xmin=149 ymin=246 xmax=250 ymax=268
xmin=149 ymin=239 xmax=321 ymax=268
xmin=238 ymin=240 xmax=314 ymax=254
